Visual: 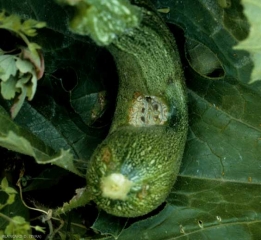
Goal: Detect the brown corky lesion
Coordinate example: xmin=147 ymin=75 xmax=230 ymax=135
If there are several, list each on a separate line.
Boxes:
xmin=129 ymin=94 xmax=169 ymax=126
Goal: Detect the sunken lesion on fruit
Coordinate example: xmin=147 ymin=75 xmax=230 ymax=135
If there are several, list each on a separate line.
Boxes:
xmin=100 ymin=146 xmax=116 ymax=170
xmin=137 ymin=184 xmax=149 ymax=200
xmin=101 ymin=146 xmax=112 ymax=164
xmin=129 ymin=92 xmax=169 ymax=126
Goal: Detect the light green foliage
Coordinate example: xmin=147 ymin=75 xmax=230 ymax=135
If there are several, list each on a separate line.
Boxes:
xmin=61 ymin=0 xmax=142 ymax=45
xmin=0 ymin=12 xmax=45 ymax=37
xmin=0 ymin=55 xmax=17 ymax=82
xmin=0 ymin=178 xmax=32 ymax=237
xmin=34 ymin=226 xmax=45 ymax=233
xmin=4 ymin=217 xmax=31 ymax=238
xmin=0 ymin=177 xmax=17 ymax=210
xmin=234 ymin=0 xmax=261 ymax=83
xmin=0 ymin=11 xmax=45 ymax=118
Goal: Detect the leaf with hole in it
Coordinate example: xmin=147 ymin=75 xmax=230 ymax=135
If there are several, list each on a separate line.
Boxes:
xmin=185 ymin=38 xmax=224 ymax=78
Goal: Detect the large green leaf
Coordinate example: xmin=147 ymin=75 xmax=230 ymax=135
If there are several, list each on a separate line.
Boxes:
xmin=0 ymin=0 xmax=260 ymax=239
xmin=104 ymin=176 xmax=261 ymax=239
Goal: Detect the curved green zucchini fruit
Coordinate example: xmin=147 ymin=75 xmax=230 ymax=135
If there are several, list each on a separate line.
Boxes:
xmin=87 ymin=0 xmax=188 ymax=217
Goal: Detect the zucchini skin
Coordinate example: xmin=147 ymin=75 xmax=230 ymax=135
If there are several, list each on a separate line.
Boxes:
xmin=87 ymin=0 xmax=188 ymax=217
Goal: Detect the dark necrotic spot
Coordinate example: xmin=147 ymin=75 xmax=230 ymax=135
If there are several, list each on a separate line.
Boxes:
xmin=153 ymin=104 xmax=159 ymax=111
xmin=145 ymin=96 xmax=152 ymax=102
xmin=141 ymin=116 xmax=145 ymax=122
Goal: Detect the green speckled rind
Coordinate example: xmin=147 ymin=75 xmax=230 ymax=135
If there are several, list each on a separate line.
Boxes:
xmin=88 ymin=125 xmax=186 ymax=217
xmin=87 ymin=0 xmax=188 ymax=217
xmin=108 ymin=1 xmax=187 ymax=133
